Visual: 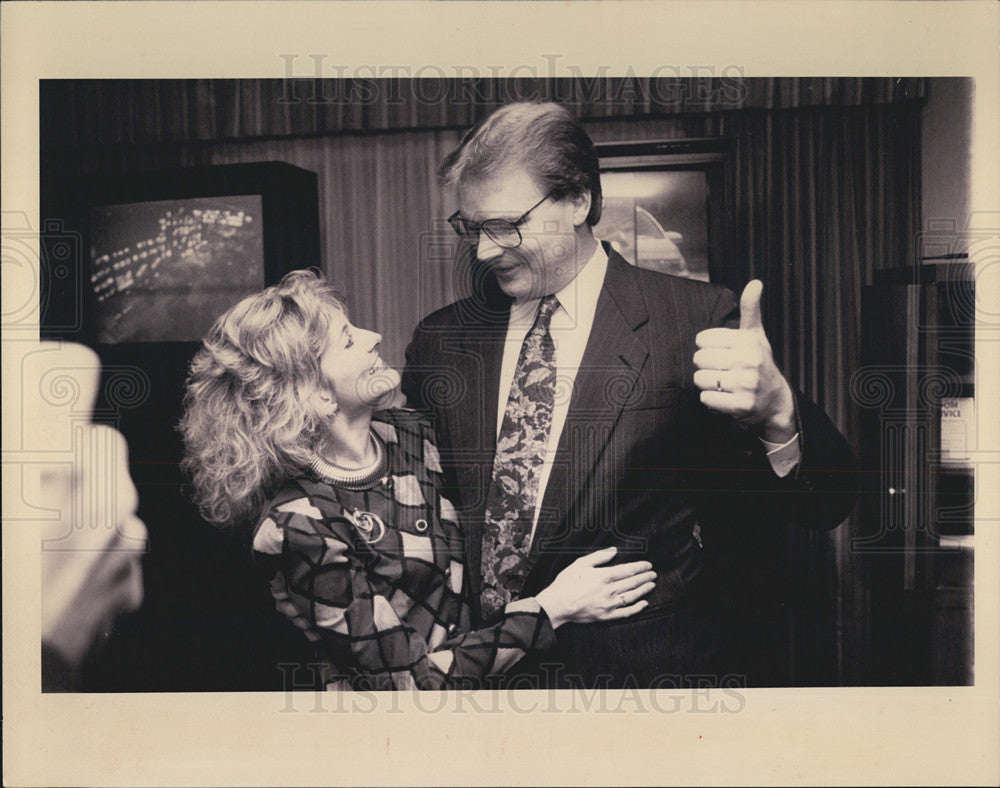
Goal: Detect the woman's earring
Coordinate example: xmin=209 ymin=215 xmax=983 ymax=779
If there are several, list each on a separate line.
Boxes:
xmin=317 ymin=393 xmax=338 ymax=417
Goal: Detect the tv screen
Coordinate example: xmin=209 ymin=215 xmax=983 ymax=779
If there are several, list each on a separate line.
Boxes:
xmin=595 ymin=170 xmax=710 ymax=282
xmin=595 ymin=138 xmax=734 ymax=288
xmin=89 ymin=194 xmax=264 ymax=343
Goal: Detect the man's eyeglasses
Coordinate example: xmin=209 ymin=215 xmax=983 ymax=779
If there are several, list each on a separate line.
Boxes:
xmin=447 ymin=190 xmax=555 ymax=250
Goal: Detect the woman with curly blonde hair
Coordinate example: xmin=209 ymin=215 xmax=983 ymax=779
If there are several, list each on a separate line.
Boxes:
xmin=180 ymin=270 xmax=655 ymax=690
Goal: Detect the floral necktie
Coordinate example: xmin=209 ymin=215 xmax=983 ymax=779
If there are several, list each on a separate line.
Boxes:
xmin=480 ymin=294 xmax=560 ymax=620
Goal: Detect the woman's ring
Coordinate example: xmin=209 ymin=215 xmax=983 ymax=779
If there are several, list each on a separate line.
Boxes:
xmin=616 ymin=593 xmax=626 ymax=608
xmin=716 ymin=376 xmax=723 ymax=391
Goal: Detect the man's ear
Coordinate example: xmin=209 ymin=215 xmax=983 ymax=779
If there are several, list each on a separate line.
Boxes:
xmin=569 ymin=190 xmax=592 ymax=228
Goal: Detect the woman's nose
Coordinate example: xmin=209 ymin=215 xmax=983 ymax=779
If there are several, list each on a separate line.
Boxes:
xmin=363 ymin=328 xmax=383 ymax=348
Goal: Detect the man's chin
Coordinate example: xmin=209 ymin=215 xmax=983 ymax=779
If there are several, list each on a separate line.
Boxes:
xmin=494 ymin=273 xmax=535 ymax=301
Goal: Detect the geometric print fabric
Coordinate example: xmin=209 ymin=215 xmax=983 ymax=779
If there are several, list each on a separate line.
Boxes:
xmin=252 ymin=409 xmax=556 ymax=690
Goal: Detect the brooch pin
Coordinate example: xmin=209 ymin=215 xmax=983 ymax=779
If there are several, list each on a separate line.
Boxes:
xmin=346 ymin=509 xmax=386 ymax=545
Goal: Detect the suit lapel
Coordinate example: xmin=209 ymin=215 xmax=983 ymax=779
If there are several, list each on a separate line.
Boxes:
xmin=530 ymin=249 xmax=650 ymax=560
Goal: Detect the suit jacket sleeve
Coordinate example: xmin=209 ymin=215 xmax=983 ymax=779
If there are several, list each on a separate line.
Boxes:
xmin=402 ymin=320 xmax=430 ymax=416
xmin=699 ymin=287 xmax=859 ymax=532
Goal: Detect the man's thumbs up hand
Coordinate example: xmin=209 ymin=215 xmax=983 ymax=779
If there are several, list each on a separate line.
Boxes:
xmin=693 ymin=280 xmax=797 ymax=443
xmin=739 ymin=278 xmax=764 ymax=331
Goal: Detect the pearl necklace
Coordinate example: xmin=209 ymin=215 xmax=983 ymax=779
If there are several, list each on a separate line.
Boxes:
xmin=308 ymin=431 xmax=388 ymax=491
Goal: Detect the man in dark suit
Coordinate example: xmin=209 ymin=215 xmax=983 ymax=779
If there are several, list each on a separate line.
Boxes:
xmin=402 ymin=102 xmax=857 ymax=688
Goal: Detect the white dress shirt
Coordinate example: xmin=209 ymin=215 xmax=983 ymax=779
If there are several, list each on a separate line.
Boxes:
xmin=495 ymin=243 xmax=800 ymax=546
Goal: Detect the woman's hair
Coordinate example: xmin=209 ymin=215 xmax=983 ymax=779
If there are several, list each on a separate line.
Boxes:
xmin=178 ymin=269 xmax=346 ymax=526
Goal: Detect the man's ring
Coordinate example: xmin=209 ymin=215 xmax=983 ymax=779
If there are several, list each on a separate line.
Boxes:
xmin=616 ymin=593 xmax=626 ymax=608
xmin=716 ymin=376 xmax=723 ymax=391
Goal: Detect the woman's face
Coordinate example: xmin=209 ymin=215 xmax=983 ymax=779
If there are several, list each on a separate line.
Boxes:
xmin=318 ymin=307 xmax=400 ymax=415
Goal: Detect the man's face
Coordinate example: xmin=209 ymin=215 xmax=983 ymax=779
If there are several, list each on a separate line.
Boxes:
xmin=457 ymin=166 xmax=590 ymax=302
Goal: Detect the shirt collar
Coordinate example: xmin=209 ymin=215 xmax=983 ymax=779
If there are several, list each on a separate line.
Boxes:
xmin=510 ymin=240 xmax=609 ymax=325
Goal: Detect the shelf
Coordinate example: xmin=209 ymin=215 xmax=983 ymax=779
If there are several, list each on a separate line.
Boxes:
xmin=861 ymin=267 xmax=975 ymax=685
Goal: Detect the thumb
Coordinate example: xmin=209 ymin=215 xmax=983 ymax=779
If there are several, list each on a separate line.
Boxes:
xmin=739 ymin=279 xmax=764 ymax=331
xmin=575 ymin=546 xmax=617 ymax=567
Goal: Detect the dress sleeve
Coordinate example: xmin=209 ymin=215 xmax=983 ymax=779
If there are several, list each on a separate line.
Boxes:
xmin=252 ymin=490 xmax=556 ymax=690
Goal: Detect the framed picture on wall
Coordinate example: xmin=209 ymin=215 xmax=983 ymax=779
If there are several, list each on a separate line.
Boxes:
xmin=594 ymin=138 xmax=737 ymax=290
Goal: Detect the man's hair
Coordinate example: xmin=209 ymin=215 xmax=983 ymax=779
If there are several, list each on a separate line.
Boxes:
xmin=438 ymin=101 xmax=603 ymax=226
xmin=178 ymin=270 xmax=347 ymax=526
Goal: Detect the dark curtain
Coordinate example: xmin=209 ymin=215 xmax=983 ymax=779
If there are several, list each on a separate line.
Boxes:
xmin=41 ymin=77 xmax=925 ymax=145
xmin=40 ymin=80 xmax=923 ymax=686
xmin=720 ymin=104 xmax=921 ymax=684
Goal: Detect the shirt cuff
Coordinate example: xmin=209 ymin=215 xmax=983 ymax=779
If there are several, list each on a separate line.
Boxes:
xmin=760 ymin=432 xmax=801 ymax=478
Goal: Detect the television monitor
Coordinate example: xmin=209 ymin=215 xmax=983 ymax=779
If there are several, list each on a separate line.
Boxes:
xmin=90 ymin=195 xmax=265 ymax=343
xmin=594 ymin=138 xmax=736 ymax=289
xmin=41 ymin=161 xmax=320 ymax=344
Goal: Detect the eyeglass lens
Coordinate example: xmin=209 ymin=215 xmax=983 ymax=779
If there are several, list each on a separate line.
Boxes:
xmin=450 ymin=217 xmax=520 ymax=248
xmin=480 ymin=220 xmax=520 ymax=247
